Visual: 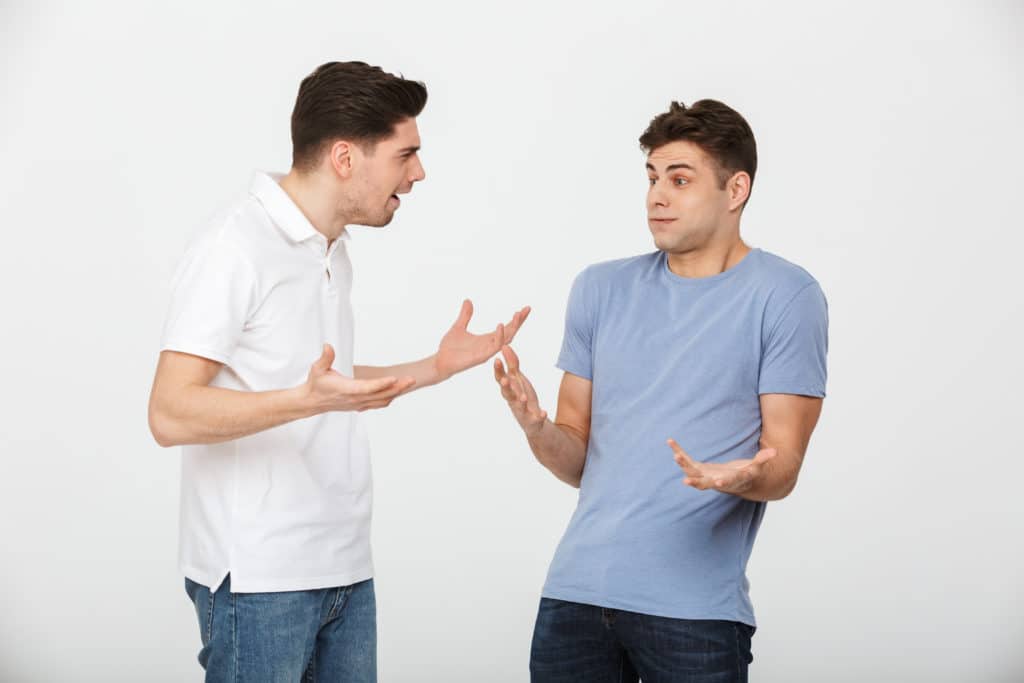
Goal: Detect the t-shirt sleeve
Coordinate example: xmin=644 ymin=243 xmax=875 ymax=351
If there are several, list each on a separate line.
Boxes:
xmin=159 ymin=237 xmax=256 ymax=366
xmin=556 ymin=268 xmax=596 ymax=380
xmin=758 ymin=281 xmax=829 ymax=397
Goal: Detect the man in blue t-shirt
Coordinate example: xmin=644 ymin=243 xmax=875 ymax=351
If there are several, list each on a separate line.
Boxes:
xmin=493 ymin=100 xmax=828 ymax=682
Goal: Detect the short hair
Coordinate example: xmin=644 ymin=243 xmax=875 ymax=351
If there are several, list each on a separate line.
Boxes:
xmin=639 ymin=100 xmax=757 ymax=204
xmin=290 ymin=61 xmax=428 ymax=171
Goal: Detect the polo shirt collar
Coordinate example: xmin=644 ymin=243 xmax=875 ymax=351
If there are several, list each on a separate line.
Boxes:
xmin=249 ymin=171 xmax=350 ymax=244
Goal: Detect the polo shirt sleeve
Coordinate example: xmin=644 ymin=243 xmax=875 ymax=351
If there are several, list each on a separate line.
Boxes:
xmin=556 ymin=267 xmax=596 ymax=381
xmin=758 ymin=281 xmax=828 ymax=397
xmin=160 ymin=236 xmax=257 ymax=366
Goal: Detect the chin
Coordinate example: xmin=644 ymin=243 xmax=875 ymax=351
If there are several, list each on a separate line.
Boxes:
xmin=653 ymin=234 xmax=695 ymax=254
xmin=362 ymin=211 xmax=395 ymax=228
xmin=651 ymin=233 xmax=678 ymax=251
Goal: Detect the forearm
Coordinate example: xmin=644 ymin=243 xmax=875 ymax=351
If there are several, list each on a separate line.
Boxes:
xmin=740 ymin=448 xmax=802 ymax=502
xmin=149 ymin=384 xmax=315 ymax=447
xmin=355 ymin=355 xmax=442 ymax=395
xmin=525 ymin=420 xmax=588 ymax=488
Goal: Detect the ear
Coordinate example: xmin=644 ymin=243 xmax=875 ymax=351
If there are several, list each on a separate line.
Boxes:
xmin=327 ymin=140 xmax=354 ymax=180
xmin=727 ymin=171 xmax=751 ymax=212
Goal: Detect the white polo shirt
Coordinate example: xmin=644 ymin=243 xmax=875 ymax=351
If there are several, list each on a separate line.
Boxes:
xmin=160 ymin=172 xmax=372 ymax=593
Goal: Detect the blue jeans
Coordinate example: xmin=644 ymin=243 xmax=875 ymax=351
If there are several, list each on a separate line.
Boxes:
xmin=530 ymin=598 xmax=754 ymax=683
xmin=184 ymin=574 xmax=376 ymax=682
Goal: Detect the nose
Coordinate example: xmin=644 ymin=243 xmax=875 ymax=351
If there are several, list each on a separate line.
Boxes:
xmin=647 ymin=181 xmax=669 ymax=210
xmin=410 ymin=155 xmax=426 ymax=183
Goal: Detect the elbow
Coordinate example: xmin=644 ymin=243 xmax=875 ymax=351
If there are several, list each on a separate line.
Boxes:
xmin=148 ymin=405 xmax=180 ymax=448
xmin=766 ymin=477 xmax=799 ymax=502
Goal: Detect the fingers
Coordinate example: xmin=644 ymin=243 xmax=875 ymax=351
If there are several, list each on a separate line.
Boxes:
xmin=510 ymin=374 xmax=546 ymax=420
xmin=494 ymin=355 xmax=545 ymax=426
xmin=683 ymin=476 xmax=714 ymax=490
xmin=503 ymin=306 xmax=532 ymax=342
xmin=361 ymin=377 xmax=416 ymax=402
xmin=501 ymin=345 xmax=521 ymax=375
xmin=350 ymin=375 xmax=400 ymax=394
xmin=668 ymin=438 xmax=716 ymax=490
xmin=357 ymin=379 xmax=415 ymax=411
xmin=667 ymin=438 xmax=701 ymax=474
xmin=312 ymin=343 xmax=336 ymax=373
xmin=499 ymin=348 xmax=532 ymax=401
xmin=494 ymin=358 xmax=517 ymax=400
xmin=455 ymin=299 xmax=473 ymax=330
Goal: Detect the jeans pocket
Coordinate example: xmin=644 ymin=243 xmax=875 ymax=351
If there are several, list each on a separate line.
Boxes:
xmin=733 ymin=622 xmax=755 ymax=665
xmin=184 ymin=578 xmax=216 ymax=647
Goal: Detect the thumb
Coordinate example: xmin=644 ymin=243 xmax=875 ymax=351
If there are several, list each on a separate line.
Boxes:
xmin=753 ymin=447 xmax=778 ymax=464
xmin=313 ymin=343 xmax=335 ymax=373
xmin=455 ymin=299 xmax=473 ymax=330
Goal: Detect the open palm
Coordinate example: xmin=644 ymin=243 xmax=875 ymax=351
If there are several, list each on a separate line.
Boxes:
xmin=435 ymin=300 xmax=530 ymax=379
xmin=668 ymin=438 xmax=778 ymax=495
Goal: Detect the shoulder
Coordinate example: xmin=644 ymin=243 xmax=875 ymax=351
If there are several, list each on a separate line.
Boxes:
xmin=181 ymin=196 xmax=269 ymax=271
xmin=754 ymin=250 xmax=819 ymax=291
xmin=579 ymin=251 xmax=661 ymax=286
xmin=752 ymin=250 xmax=827 ymax=331
xmin=753 ymin=249 xmax=825 ymax=306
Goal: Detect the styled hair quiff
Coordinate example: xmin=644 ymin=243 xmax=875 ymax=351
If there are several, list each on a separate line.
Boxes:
xmin=639 ymin=100 xmax=757 ymax=204
xmin=290 ymin=61 xmax=428 ymax=171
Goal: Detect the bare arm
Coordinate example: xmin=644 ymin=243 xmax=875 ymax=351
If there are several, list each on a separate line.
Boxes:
xmin=745 ymin=393 xmax=823 ymax=500
xmin=494 ymin=345 xmax=592 ymax=488
xmin=669 ymin=393 xmax=823 ymax=502
xmin=148 ymin=345 xmax=414 ymax=448
xmin=355 ymin=355 xmax=444 ymax=393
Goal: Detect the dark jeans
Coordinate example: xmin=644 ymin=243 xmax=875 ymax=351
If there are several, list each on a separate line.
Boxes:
xmin=530 ymin=598 xmax=754 ymax=683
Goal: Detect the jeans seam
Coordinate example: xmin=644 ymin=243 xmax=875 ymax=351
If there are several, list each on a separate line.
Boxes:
xmin=204 ymin=586 xmax=215 ymax=646
xmin=734 ymin=622 xmax=742 ymax=682
xmin=327 ymin=585 xmax=350 ymax=624
xmin=231 ymin=591 xmax=238 ymax=683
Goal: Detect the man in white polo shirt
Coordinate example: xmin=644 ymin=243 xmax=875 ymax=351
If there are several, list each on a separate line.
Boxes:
xmin=147 ymin=61 xmax=529 ymax=682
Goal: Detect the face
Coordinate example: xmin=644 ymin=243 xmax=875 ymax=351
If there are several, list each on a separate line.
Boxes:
xmin=645 ymin=140 xmax=742 ymax=254
xmin=347 ymin=117 xmax=426 ymax=227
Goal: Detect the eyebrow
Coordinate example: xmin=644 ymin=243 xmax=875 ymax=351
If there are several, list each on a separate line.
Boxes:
xmin=646 ymin=162 xmax=695 ymax=173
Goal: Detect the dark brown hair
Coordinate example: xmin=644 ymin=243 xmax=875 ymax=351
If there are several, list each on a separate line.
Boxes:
xmin=291 ymin=61 xmax=428 ymax=171
xmin=639 ymin=100 xmax=757 ymax=204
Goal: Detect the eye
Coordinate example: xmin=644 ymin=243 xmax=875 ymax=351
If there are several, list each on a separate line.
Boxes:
xmin=674 ymin=177 xmax=688 ymax=186
xmin=648 ymin=177 xmax=657 ymax=186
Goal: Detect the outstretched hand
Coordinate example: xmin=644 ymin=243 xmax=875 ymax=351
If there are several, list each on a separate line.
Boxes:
xmin=493 ymin=345 xmax=548 ymax=437
xmin=435 ymin=300 xmax=530 ymax=379
xmin=667 ymin=438 xmax=778 ymax=496
xmin=305 ymin=344 xmax=416 ymax=412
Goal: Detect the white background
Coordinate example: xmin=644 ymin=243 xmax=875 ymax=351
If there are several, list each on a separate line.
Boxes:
xmin=1 ymin=1 xmax=1022 ymax=681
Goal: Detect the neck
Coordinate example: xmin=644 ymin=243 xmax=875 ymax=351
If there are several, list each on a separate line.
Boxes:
xmin=278 ymin=168 xmax=348 ymax=244
xmin=665 ymin=234 xmax=751 ymax=279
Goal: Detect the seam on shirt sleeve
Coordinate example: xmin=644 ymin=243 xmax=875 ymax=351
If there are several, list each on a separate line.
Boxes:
xmin=160 ymin=341 xmax=233 ymax=366
xmin=765 ymin=280 xmax=820 ymax=342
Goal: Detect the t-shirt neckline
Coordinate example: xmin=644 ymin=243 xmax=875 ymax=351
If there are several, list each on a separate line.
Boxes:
xmin=659 ymin=247 xmax=761 ymax=289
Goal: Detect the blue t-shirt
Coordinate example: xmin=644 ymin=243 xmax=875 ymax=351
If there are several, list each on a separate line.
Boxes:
xmin=543 ymin=248 xmax=828 ymax=626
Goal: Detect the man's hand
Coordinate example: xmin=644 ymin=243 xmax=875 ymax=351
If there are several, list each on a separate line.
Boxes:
xmin=435 ymin=300 xmax=530 ymax=380
xmin=305 ymin=344 xmax=416 ymax=412
xmin=667 ymin=438 xmax=778 ymax=496
xmin=493 ymin=345 xmax=548 ymax=437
